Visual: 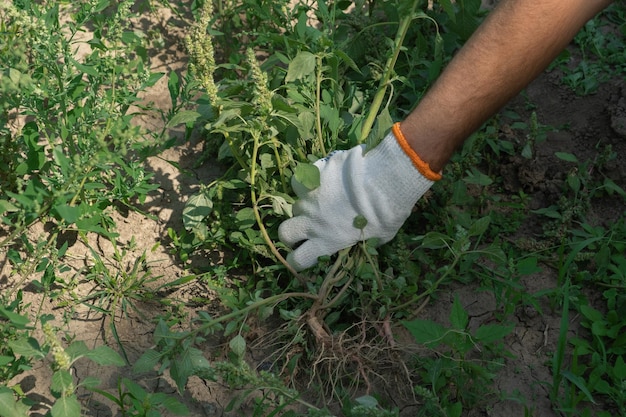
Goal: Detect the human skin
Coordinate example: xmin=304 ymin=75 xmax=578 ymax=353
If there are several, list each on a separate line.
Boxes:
xmin=401 ymin=0 xmax=615 ymax=173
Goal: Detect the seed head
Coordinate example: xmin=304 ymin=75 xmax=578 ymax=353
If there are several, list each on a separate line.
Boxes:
xmin=186 ymin=0 xmax=218 ymax=105
xmin=43 ymin=323 xmax=72 ymax=371
xmin=246 ymin=48 xmax=272 ymax=115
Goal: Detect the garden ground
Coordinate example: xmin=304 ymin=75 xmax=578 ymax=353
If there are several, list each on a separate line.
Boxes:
xmin=3 ymin=1 xmax=626 ymax=416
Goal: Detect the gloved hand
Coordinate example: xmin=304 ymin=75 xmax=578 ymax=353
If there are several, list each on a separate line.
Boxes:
xmin=278 ymin=122 xmax=442 ymax=271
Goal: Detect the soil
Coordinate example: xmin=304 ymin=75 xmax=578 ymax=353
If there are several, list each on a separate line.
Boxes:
xmin=3 ymin=2 xmax=626 ymax=417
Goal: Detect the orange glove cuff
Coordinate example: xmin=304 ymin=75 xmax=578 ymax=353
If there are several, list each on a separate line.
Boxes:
xmin=392 ymin=122 xmax=442 ymax=181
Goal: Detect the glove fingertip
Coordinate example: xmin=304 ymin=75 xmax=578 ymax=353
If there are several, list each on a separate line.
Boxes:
xmin=287 ymin=240 xmax=330 ymax=272
xmin=286 ymin=251 xmax=308 ymax=272
xmin=278 ymin=217 xmax=308 ymax=248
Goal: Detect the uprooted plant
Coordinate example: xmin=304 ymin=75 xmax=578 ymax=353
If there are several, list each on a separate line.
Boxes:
xmin=150 ymin=0 xmax=511 ymax=409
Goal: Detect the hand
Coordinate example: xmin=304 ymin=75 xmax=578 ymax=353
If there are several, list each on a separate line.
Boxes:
xmin=279 ymin=123 xmax=441 ymax=271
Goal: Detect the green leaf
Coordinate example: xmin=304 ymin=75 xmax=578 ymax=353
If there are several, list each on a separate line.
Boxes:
xmin=170 ymin=347 xmax=210 ymax=392
xmin=450 ymin=296 xmax=468 ymax=330
xmin=52 ymin=204 xmax=80 ymax=224
xmin=517 ymin=257 xmax=542 ymax=275
xmin=468 ymin=216 xmax=490 ymax=237
xmin=65 ymin=341 xmax=89 ymax=363
xmin=122 ymin=378 xmax=147 ymax=401
xmin=83 ymin=345 xmax=125 ymax=366
xmin=77 ymin=376 xmax=101 ymax=390
xmin=271 ymin=194 xmax=293 ymax=217
xmin=352 ymin=215 xmax=368 ymax=230
xmin=52 ymin=145 xmax=71 ymax=174
xmin=133 ymin=349 xmax=162 ymax=374
xmin=0 ymin=387 xmax=30 ymax=417
xmin=365 ymin=107 xmax=393 ymax=149
xmin=334 ymin=49 xmax=361 ymax=74
xmin=70 ymin=58 xmax=99 ymax=77
xmin=446 ymin=401 xmax=463 ymax=417
xmin=229 ymin=335 xmax=246 ymax=358
xmin=567 ymin=174 xmax=580 ymax=192
xmin=8 ymin=68 xmax=22 ymax=86
xmin=420 ymin=232 xmax=450 ymax=249
xmin=562 ymin=370 xmax=596 ymax=404
xmin=402 ymin=319 xmax=447 ymax=346
xmin=447 ymin=0 xmax=481 ymax=40
xmin=0 ymin=200 xmax=18 ymax=214
xmin=613 ymin=355 xmax=626 ymax=379
xmin=234 ymin=207 xmax=256 ymax=227
xmin=0 ymin=308 xmax=30 ymax=329
xmin=531 ymin=206 xmax=562 ymax=219
xmin=521 ymin=142 xmax=533 ymax=159
xmin=160 ymin=396 xmax=189 ymax=415
xmin=145 ymin=72 xmax=164 ymax=87
xmin=555 ymin=152 xmax=578 ymax=163
xmin=354 ymin=395 xmax=379 ymax=408
xmin=474 ymin=324 xmax=513 ymax=343
xmin=463 ymin=167 xmax=493 ymax=186
xmin=579 ymin=304 xmax=603 ymax=322
xmin=294 ymin=163 xmax=320 ymax=190
xmin=168 ymin=71 xmax=180 ymax=105
xmin=51 ymin=370 xmax=74 ymax=396
xmin=8 ymin=338 xmax=45 ymax=360
xmin=51 ymin=395 xmax=81 ymax=417
xmin=438 ymin=0 xmax=456 ymax=21
xmin=167 ymin=110 xmax=201 ymax=128
xmin=294 ymin=111 xmax=315 ymax=139
xmin=182 ymin=192 xmax=213 ymax=231
xmin=603 ymin=178 xmax=626 ymax=197
xmin=189 ymin=348 xmax=212 ymax=373
xmin=285 ymin=51 xmax=316 ymax=82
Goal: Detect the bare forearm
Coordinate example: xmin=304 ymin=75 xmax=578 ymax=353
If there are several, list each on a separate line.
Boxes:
xmin=401 ymin=0 xmax=614 ymax=172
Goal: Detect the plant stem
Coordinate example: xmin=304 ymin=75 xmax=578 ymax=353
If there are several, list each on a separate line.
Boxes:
xmin=225 ymin=131 xmax=251 ymax=171
xmin=551 ymin=277 xmax=570 ymax=402
xmin=249 ymin=130 xmax=304 ymax=281
xmin=391 ymin=255 xmax=460 ymax=313
xmin=314 ymin=53 xmax=327 ymax=155
xmin=359 ymin=0 xmax=420 ymax=144
xmin=197 ymin=291 xmax=319 ymax=334
xmin=270 ymin=137 xmax=289 ymax=193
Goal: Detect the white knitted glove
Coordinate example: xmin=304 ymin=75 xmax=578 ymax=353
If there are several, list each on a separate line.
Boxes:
xmin=279 ymin=123 xmax=441 ymax=271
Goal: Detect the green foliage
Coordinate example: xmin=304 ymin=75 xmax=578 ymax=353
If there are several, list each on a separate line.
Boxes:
xmin=0 ymin=0 xmax=181 ymax=416
xmin=91 ymin=377 xmax=189 ymax=417
xmin=162 ymin=0 xmax=530 ymax=414
xmin=0 ymin=0 xmax=165 ymax=295
xmin=0 ymin=294 xmax=32 ymax=385
xmin=2 ymin=0 xmax=624 ymax=416
xmin=0 ymin=318 xmax=126 ymax=417
xmin=175 ymin=0 xmax=482 ymax=270
xmin=403 ymin=296 xmax=513 ymax=416
xmin=547 ymin=217 xmax=626 ymax=415
xmin=555 ymin=3 xmax=626 ymax=95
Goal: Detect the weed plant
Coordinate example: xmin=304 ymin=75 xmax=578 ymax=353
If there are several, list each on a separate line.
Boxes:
xmin=0 ymin=0 xmax=182 ymax=415
xmin=553 ymin=2 xmax=626 ymax=95
xmin=157 ymin=0 xmax=525 ymax=413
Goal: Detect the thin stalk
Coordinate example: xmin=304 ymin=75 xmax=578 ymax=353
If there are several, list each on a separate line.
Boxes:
xmin=249 ymin=130 xmax=304 ymax=281
xmin=551 ymin=278 xmax=570 ymax=403
xmin=197 ymin=291 xmax=319 ymax=334
xmin=391 ymin=254 xmax=460 ymax=313
xmin=270 ymin=137 xmax=289 ymax=193
xmin=359 ymin=0 xmax=420 ymax=143
xmin=314 ymin=53 xmax=327 ymax=155
xmin=225 ymin=131 xmax=251 ymax=171
xmin=360 ymin=240 xmax=383 ymax=290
